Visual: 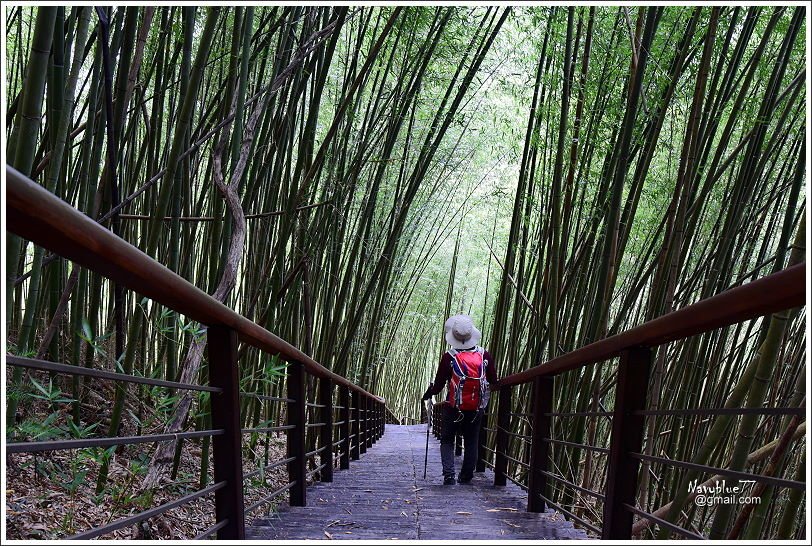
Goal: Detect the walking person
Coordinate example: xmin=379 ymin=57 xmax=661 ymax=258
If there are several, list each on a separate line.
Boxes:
xmin=422 ymin=314 xmax=498 ymax=485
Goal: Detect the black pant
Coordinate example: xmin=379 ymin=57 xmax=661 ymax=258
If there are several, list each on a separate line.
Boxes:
xmin=440 ymin=405 xmax=481 ymax=479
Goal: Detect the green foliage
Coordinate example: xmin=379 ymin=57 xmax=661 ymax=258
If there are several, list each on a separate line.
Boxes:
xmin=263 ymin=358 xmax=287 ymax=379
xmin=28 ymin=378 xmax=75 ymax=404
xmin=77 ymin=319 xmax=113 ymax=358
xmin=13 ymin=412 xmax=63 ymax=441
xmin=54 ymin=458 xmax=89 ymax=495
xmin=178 ymin=317 xmax=206 ymax=341
xmin=4 ymin=4 xmax=805 ymax=540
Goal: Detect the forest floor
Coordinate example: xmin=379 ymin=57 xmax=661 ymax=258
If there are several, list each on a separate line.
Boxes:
xmin=6 ymin=437 xmax=290 ymax=539
xmin=5 ymin=328 xmax=303 ymax=539
xmin=6 ymin=433 xmax=290 ymax=540
xmin=5 ymin=362 xmax=291 ymax=540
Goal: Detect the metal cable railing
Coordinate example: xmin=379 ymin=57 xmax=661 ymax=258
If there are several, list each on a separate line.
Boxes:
xmin=429 ymin=259 xmax=804 ymax=539
xmin=6 ymin=166 xmax=388 ymax=539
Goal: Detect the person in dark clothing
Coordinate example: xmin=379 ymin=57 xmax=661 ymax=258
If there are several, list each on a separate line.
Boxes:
xmin=422 ymin=314 xmax=498 ymax=485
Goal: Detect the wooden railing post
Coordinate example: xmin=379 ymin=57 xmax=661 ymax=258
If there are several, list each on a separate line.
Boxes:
xmin=319 ymin=377 xmax=334 ymax=483
xmin=602 ymin=347 xmax=651 ymax=539
xmin=207 ymin=326 xmax=245 ymax=539
xmin=340 ymin=386 xmax=351 ymax=469
xmin=360 ymin=396 xmax=368 ymax=453
xmin=376 ymin=402 xmax=382 ymax=439
xmin=371 ymin=400 xmax=376 ymax=443
xmin=361 ymin=395 xmax=369 ymax=446
xmin=366 ymin=397 xmax=374 ymax=449
xmin=378 ymin=402 xmax=383 ymax=439
xmin=372 ymin=401 xmax=376 ymax=440
xmin=528 ymin=376 xmax=553 ymax=512
xmin=494 ymin=386 xmax=511 ymax=486
xmin=287 ymin=361 xmax=307 ymax=507
xmin=373 ymin=402 xmax=379 ymax=441
xmin=351 ymin=390 xmax=361 ymax=460
xmin=358 ymin=396 xmax=366 ymax=454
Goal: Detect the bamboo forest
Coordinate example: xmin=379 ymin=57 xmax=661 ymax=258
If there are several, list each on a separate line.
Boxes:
xmin=2 ymin=3 xmax=809 ymax=542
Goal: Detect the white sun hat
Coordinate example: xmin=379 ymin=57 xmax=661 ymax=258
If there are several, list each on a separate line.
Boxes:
xmin=444 ymin=314 xmax=482 ymax=350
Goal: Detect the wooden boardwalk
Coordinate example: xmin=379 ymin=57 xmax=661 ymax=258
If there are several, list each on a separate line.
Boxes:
xmin=247 ymin=425 xmax=590 ymax=540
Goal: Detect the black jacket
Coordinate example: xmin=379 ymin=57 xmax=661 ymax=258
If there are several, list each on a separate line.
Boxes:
xmin=424 ymin=348 xmax=498 ymax=400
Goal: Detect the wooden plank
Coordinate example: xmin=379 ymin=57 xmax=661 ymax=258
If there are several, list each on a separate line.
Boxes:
xmin=248 ymin=424 xmax=590 ymax=541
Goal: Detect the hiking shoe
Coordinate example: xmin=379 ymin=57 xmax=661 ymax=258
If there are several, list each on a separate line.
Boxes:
xmin=457 ymin=473 xmax=473 ymax=484
xmin=443 ymin=475 xmax=456 ymax=485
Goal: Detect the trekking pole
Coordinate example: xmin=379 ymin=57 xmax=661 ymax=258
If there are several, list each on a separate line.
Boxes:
xmin=423 ymin=387 xmax=432 ymax=480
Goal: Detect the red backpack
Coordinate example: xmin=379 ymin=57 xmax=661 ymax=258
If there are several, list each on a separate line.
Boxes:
xmin=446 ymin=347 xmax=490 ymax=411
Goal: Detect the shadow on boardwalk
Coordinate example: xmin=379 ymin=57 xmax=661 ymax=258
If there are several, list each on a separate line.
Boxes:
xmin=248 ymin=424 xmax=590 ymax=540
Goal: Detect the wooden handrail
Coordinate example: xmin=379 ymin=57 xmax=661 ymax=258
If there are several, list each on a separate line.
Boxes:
xmin=499 ymin=261 xmax=805 ymax=388
xmin=7 ymin=164 xmax=388 ymax=539
xmin=5 ymin=165 xmax=382 ymax=402
xmin=7 ymin=162 xmax=805 ymax=539
xmin=480 ymin=256 xmax=804 ymax=538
